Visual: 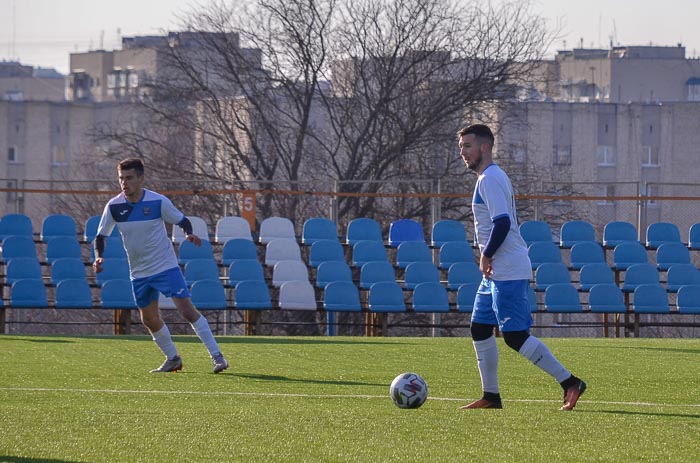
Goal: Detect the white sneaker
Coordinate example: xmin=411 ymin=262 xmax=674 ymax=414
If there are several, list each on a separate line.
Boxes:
xmin=150 ymin=356 xmax=183 ymax=373
xmin=212 ymin=353 xmax=229 ymax=374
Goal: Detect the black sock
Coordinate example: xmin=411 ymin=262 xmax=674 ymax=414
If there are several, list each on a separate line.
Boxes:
xmin=560 ymin=375 xmax=578 ymax=390
xmin=483 ymin=391 xmax=502 ymax=403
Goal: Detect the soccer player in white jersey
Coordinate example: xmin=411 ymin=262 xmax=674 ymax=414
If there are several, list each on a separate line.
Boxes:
xmin=93 ymin=158 xmax=228 ymax=374
xmin=457 ymin=124 xmax=586 ymax=410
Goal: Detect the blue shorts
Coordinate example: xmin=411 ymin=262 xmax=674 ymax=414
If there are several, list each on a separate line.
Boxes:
xmin=131 ymin=267 xmax=190 ymax=309
xmin=471 ymin=278 xmax=533 ymax=332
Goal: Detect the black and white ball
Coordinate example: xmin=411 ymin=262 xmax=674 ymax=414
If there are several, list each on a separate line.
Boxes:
xmin=389 ymin=372 xmax=428 ymax=409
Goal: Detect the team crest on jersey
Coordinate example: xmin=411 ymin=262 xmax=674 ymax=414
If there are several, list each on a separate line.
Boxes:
xmin=143 ymin=206 xmax=151 ymax=216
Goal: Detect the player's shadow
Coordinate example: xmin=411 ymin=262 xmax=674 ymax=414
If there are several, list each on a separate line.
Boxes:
xmin=0 ymin=457 xmax=83 ymax=463
xmin=233 ymin=372 xmax=385 ymax=387
xmin=589 ymin=409 xmax=700 ymax=419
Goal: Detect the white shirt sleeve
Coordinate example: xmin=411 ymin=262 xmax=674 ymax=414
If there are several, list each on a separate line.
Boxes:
xmin=160 ymin=196 xmax=185 ymax=225
xmin=96 ymin=202 xmax=116 ymax=237
xmin=479 ymin=175 xmax=511 ymax=222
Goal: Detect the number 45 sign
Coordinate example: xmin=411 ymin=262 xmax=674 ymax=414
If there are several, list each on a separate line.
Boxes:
xmin=241 ymin=191 xmax=257 ymax=232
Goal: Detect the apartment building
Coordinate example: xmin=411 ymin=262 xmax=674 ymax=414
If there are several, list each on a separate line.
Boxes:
xmin=0 ymin=61 xmax=65 ymax=102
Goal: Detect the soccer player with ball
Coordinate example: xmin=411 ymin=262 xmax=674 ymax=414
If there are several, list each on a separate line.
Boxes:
xmin=457 ymin=124 xmax=586 ymax=410
xmin=93 ymin=158 xmax=229 ymax=374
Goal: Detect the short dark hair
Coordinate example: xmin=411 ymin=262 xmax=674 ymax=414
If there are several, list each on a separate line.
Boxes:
xmin=118 ymin=158 xmax=145 ymax=175
xmin=457 ymin=124 xmax=494 ymax=147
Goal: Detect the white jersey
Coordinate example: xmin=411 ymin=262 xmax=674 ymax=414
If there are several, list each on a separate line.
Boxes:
xmin=472 ymin=164 xmax=532 ymax=281
xmin=96 ymin=189 xmax=184 ymax=279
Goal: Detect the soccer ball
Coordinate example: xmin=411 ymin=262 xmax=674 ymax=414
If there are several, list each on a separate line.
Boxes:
xmin=389 ymin=372 xmax=428 ymax=409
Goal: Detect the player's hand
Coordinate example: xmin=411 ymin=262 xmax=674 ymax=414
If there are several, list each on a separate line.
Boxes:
xmin=186 ymin=234 xmax=202 ymax=247
xmin=480 ymin=254 xmax=493 ymax=279
xmin=93 ymin=257 xmax=104 ymax=274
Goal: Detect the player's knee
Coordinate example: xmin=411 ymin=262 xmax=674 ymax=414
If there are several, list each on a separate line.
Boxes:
xmin=470 ymin=322 xmax=495 ymax=341
xmin=503 ymin=330 xmax=530 ymax=352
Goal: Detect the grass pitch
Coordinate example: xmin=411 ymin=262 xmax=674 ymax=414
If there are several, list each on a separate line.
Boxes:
xmin=0 ymin=335 xmax=698 ymax=462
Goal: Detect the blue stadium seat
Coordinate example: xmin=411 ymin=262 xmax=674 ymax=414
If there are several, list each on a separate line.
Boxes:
xmin=569 ymin=242 xmax=605 ymax=270
xmin=45 ymin=236 xmax=82 ymax=263
xmin=622 ymin=263 xmax=659 ymax=292
xmin=519 ymin=220 xmax=552 ymax=246
xmin=272 ymin=260 xmax=309 ymax=287
xmin=632 ymin=284 xmax=669 ymax=314
xmin=51 ymin=258 xmax=87 ymax=285
xmin=95 ymin=259 xmax=130 ymax=285
xmin=234 ymin=280 xmax=272 ymax=310
xmin=315 ymin=261 xmax=353 ymax=288
xmin=655 ymin=242 xmax=690 ymax=271
xmin=388 ymin=219 xmax=425 ymax=247
xmin=603 ymin=221 xmax=638 ymax=248
xmin=438 ymin=241 xmax=473 ymax=270
xmin=191 ymin=279 xmax=228 ymax=310
xmin=279 ymin=280 xmax=317 ymax=310
xmin=676 ymin=285 xmax=700 ymax=314
xmin=412 ymin=282 xmax=450 ymax=313
xmin=646 ymin=222 xmax=681 ymax=250
xmin=404 ymin=262 xmax=440 ymax=290
xmin=215 ymin=216 xmax=253 ymax=243
xmin=368 ymin=281 xmax=406 ymax=312
xmin=10 ymin=279 xmax=48 ymax=308
xmin=560 ymin=220 xmax=596 ymax=248
xmin=184 ymin=258 xmax=220 ymax=285
xmin=666 ymin=264 xmax=700 ymax=292
xmin=447 ymin=261 xmax=482 ymax=290
xmin=265 ymin=239 xmax=301 ymax=266
xmin=259 ymin=216 xmax=296 ymax=244
xmin=5 ymin=257 xmax=42 ymax=284
xmin=588 ymin=284 xmax=627 ymax=313
xmin=100 ymin=279 xmax=137 ymax=309
xmin=544 ymin=283 xmax=582 ymax=313
xmin=302 ymin=218 xmax=338 ymax=245
xmin=456 ymin=282 xmax=479 ymax=313
xmin=431 ymin=219 xmax=468 ymax=247
xmin=346 ymin=218 xmax=383 ymax=245
xmin=688 ymin=223 xmax=700 ymax=250
xmin=612 ymin=242 xmax=648 ymax=271
xmin=0 ymin=213 xmax=33 ymax=240
xmin=41 ymin=214 xmax=77 ymax=242
xmin=534 ymin=262 xmax=571 ymax=291
xmin=55 ymin=279 xmax=93 ymax=308
xmin=395 ymin=241 xmax=432 ymax=268
xmin=359 ymin=261 xmax=396 ymax=289
xmin=578 ymin=263 xmax=615 ymax=291
xmin=228 ymin=259 xmax=265 ymax=286
xmin=221 ymin=238 xmax=258 ymax=265
xmin=528 ymin=241 xmax=562 ymax=269
xmin=308 ymin=239 xmax=345 ymax=267
xmin=178 ymin=240 xmax=214 ymax=265
xmin=352 ymin=240 xmax=388 ymax=267
xmin=1 ymin=236 xmax=37 ymax=262
xmin=324 ymin=281 xmax=362 ymax=312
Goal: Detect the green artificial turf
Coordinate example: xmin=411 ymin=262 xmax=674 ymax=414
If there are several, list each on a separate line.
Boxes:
xmin=0 ymin=336 xmax=698 ymax=462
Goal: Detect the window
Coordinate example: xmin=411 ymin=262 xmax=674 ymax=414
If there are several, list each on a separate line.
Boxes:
xmin=598 ymin=185 xmax=615 ymax=205
xmin=646 ymin=184 xmax=659 ymax=207
xmin=553 ymin=145 xmax=571 ymax=166
xmin=128 ymin=73 xmax=139 ymax=88
xmin=597 ymin=146 xmax=615 ymax=166
xmin=513 ymin=147 xmax=526 ymax=164
xmin=52 ymin=146 xmax=66 ymax=166
xmin=8 ymin=146 xmax=17 ymax=163
xmin=642 ymin=146 xmax=659 ymax=167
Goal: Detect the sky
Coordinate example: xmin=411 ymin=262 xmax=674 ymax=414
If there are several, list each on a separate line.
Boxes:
xmin=1 ymin=0 xmax=699 ymax=75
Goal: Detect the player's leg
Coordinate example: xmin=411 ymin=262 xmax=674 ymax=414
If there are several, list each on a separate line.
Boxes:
xmin=461 ymin=278 xmax=502 ymax=409
xmin=133 ymin=277 xmax=182 ymax=373
xmin=153 ymin=267 xmax=229 ymax=373
xmin=494 ymin=280 xmax=586 ymax=410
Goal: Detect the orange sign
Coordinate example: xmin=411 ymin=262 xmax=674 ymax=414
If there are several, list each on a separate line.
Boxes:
xmin=241 ymin=191 xmax=256 ymax=232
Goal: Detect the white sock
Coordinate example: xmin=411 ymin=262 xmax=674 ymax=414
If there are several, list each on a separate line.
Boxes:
xmin=473 ymin=336 xmax=499 ymax=394
xmin=151 ymin=324 xmax=179 ymax=360
xmin=518 ymin=335 xmax=571 ymax=383
xmin=190 ymin=315 xmax=221 ymax=357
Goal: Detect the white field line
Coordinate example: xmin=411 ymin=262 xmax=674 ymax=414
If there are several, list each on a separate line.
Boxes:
xmin=0 ymin=387 xmax=698 ymax=408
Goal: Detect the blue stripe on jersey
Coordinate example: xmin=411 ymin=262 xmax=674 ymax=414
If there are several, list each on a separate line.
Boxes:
xmin=473 ymin=189 xmax=484 ymax=205
xmin=110 ymin=199 xmax=162 ymax=223
xmin=493 ymin=213 xmax=509 ymax=221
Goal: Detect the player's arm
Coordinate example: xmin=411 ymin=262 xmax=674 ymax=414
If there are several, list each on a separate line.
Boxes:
xmin=177 ymin=216 xmax=201 ymax=247
xmin=479 ymin=215 xmax=510 ymax=277
xmin=93 ymin=234 xmax=106 ymax=273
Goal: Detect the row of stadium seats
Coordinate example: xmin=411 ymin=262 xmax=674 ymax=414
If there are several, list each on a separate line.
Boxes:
xmin=4 ymin=212 xmax=700 ymax=251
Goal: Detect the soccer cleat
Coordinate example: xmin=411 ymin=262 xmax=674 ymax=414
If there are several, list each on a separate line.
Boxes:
xmin=212 ymin=352 xmax=229 ymax=374
xmin=150 ymin=356 xmax=183 ymax=373
xmin=560 ymin=379 xmax=587 ymax=411
xmin=460 ymin=398 xmax=503 ymax=409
